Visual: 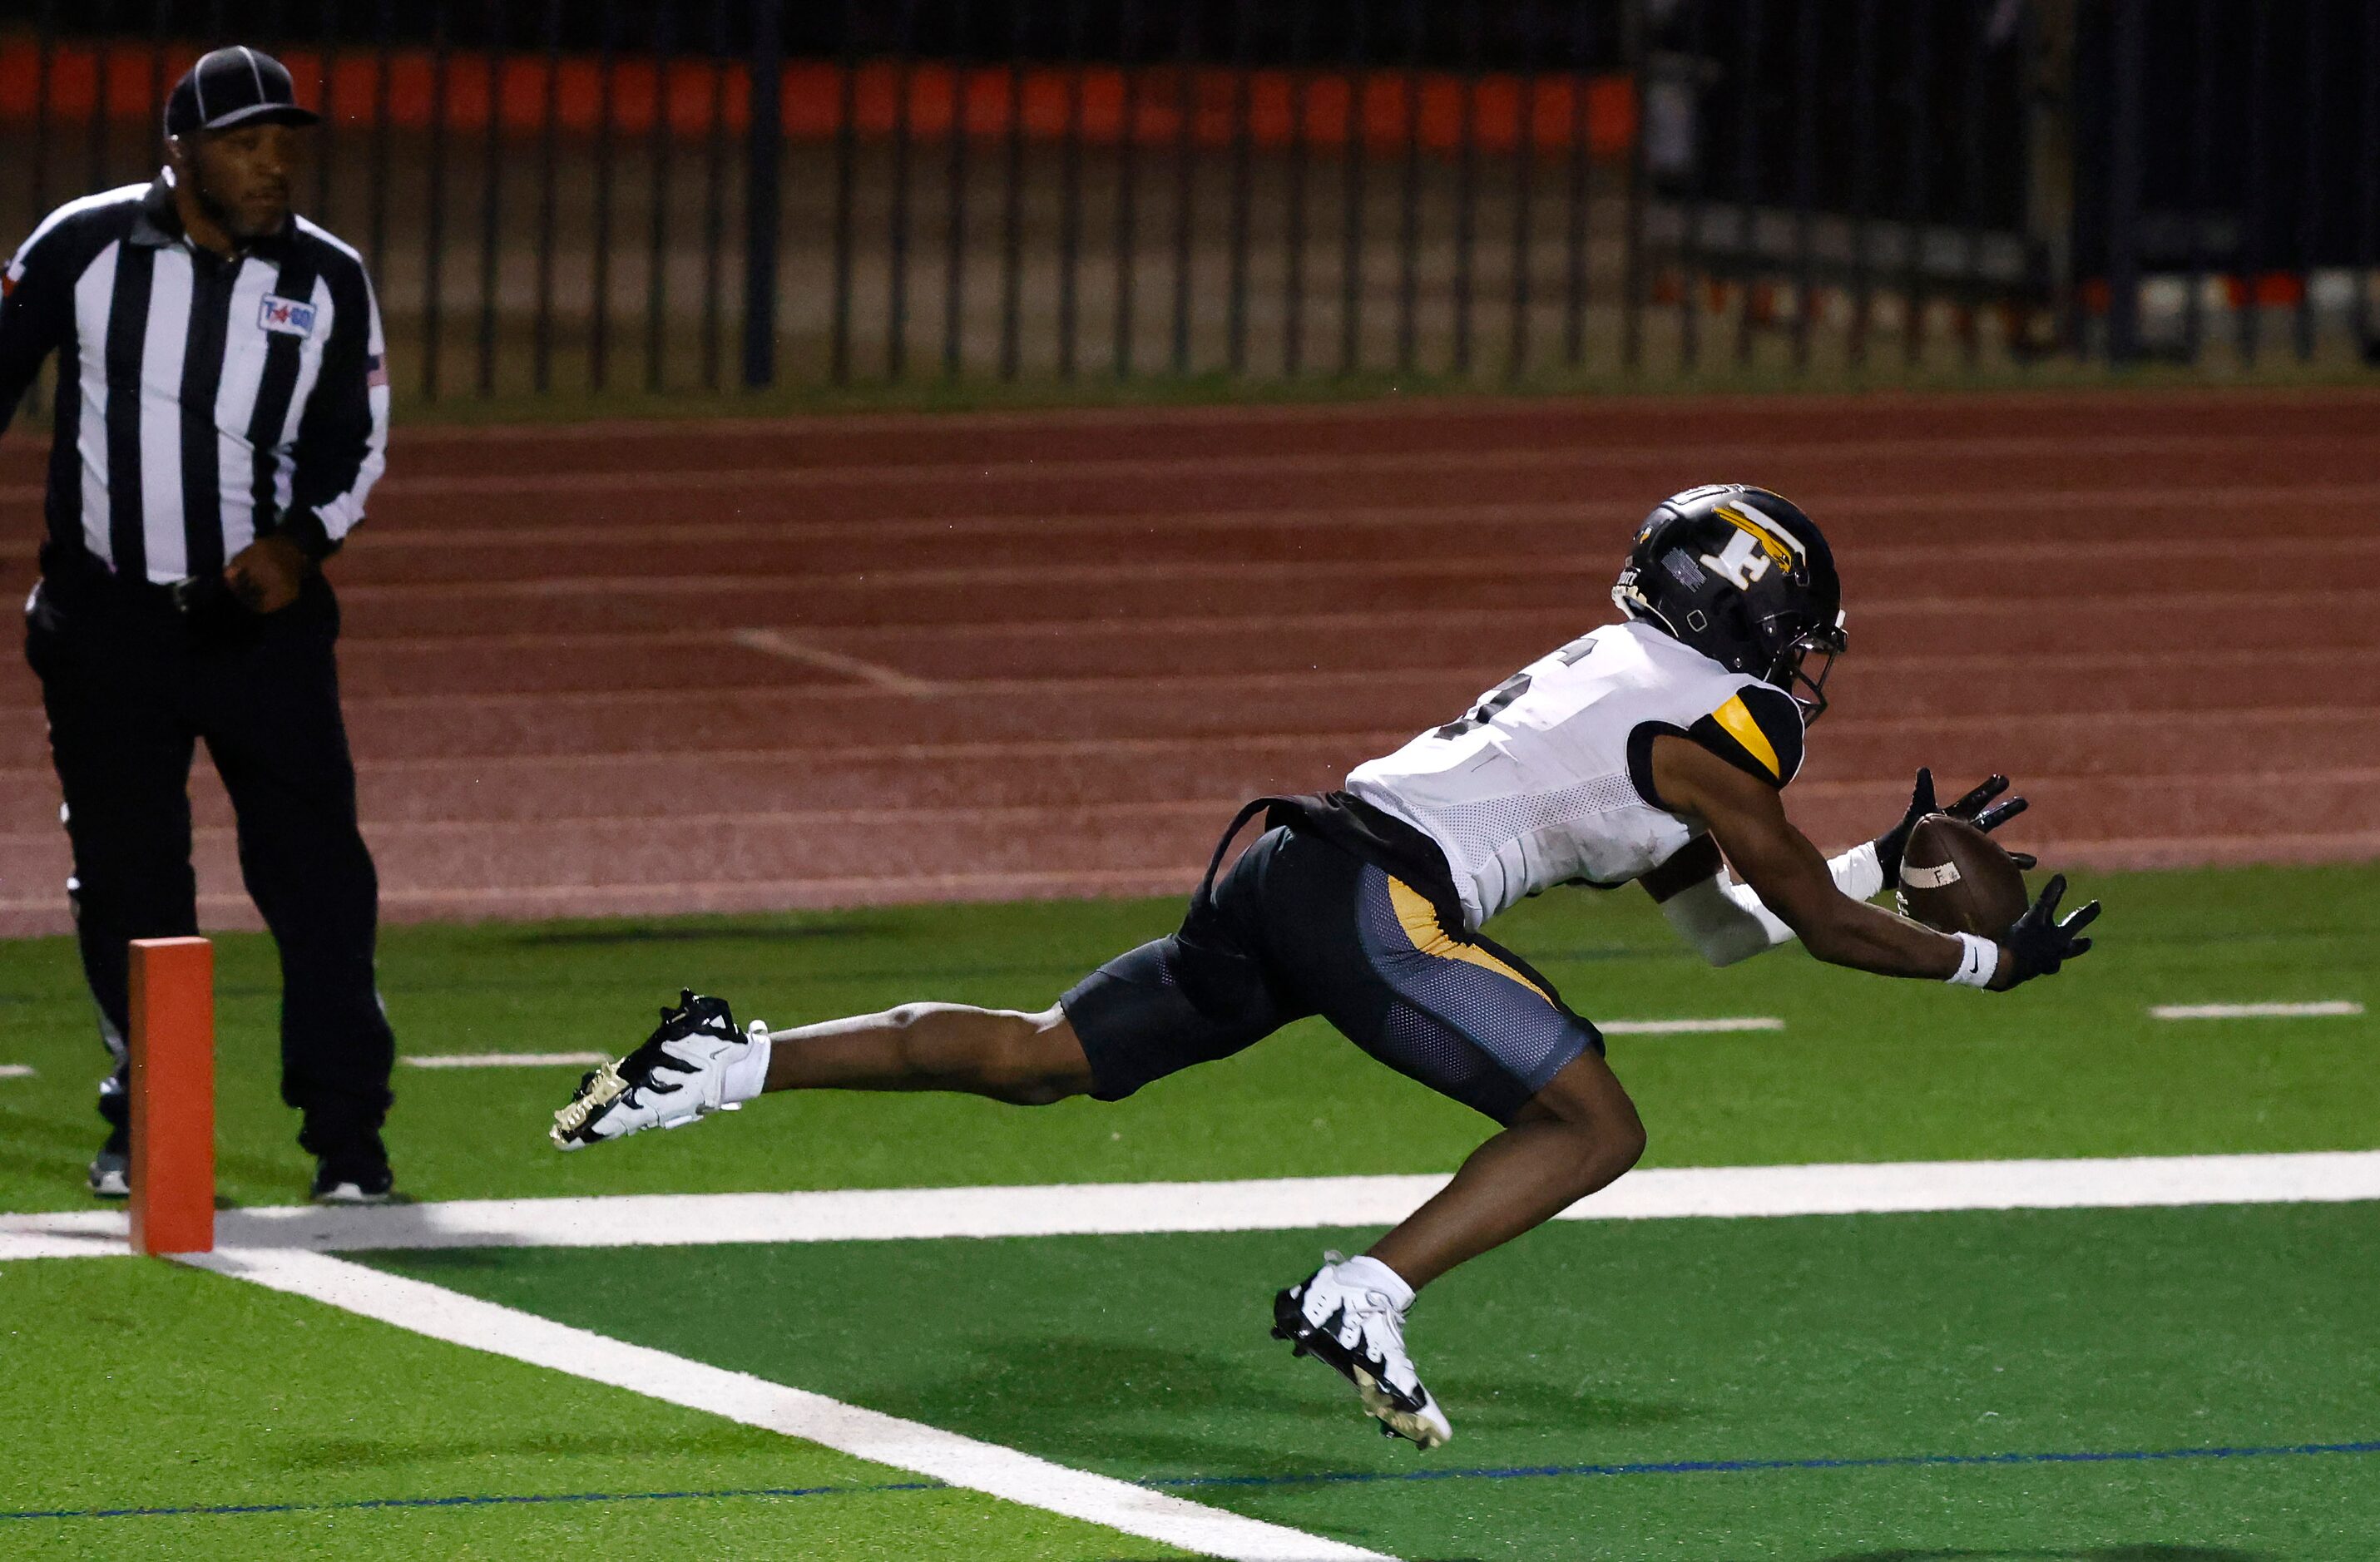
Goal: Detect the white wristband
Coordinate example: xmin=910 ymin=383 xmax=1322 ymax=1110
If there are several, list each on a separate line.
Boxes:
xmin=1946 ymin=932 xmax=1999 ymax=989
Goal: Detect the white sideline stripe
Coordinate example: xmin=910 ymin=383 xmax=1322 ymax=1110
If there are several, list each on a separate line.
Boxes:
xmin=2150 ymin=1001 xmax=2365 ymax=1021
xmin=12 ymin=1151 xmax=2380 ymax=1262
xmin=1600 ymin=1017 xmax=1784 ymax=1036
xmin=179 ymin=1248 xmax=1393 ymax=1562
xmin=0 ymin=1209 xmax=125 ymax=1258
xmin=0 ymin=1064 xmax=35 ymax=1079
xmin=728 ymin=628 xmax=943 ymax=695
xmin=403 ymin=1051 xmax=611 ymax=1069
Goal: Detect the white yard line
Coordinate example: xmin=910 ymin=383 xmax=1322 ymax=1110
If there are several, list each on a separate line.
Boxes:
xmin=2150 ymin=1001 xmax=2365 ymax=1021
xmin=726 ymin=629 xmax=943 ymax=694
xmin=1600 ymin=1017 xmax=1784 ymax=1036
xmin=177 ymin=1248 xmax=1392 ymax=1562
xmin=12 ymin=1151 xmax=2380 ymax=1263
xmin=0 ymin=1064 xmax=35 ymax=1079
xmin=403 ymin=1051 xmax=611 ymax=1070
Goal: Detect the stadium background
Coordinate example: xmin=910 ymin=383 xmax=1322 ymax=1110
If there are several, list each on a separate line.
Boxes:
xmin=3 ymin=4 xmax=2378 ymax=1560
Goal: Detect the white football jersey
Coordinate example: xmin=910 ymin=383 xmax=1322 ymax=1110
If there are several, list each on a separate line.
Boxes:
xmin=1346 ymin=620 xmax=1805 ymax=929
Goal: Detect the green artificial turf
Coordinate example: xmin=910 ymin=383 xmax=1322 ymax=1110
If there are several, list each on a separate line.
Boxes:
xmin=0 ymin=862 xmax=2375 ymax=1212
xmin=371 ymin=1201 xmax=2380 ymax=1561
xmin=0 ymin=1256 xmax=1185 ymax=1561
xmin=7 ymin=865 xmax=2375 ymax=1560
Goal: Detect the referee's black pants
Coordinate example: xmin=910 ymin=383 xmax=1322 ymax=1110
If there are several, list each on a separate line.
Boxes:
xmin=25 ymin=556 xmax=395 ymax=1156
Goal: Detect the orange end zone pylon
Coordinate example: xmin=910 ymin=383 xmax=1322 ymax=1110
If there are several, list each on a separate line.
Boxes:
xmin=128 ymin=937 xmax=215 ymax=1256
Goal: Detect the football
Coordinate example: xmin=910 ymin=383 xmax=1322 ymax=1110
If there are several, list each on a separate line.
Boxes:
xmin=1896 ymin=813 xmax=2029 ymax=937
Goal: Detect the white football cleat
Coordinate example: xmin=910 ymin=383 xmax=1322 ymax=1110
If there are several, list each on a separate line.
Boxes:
xmin=550 ymin=990 xmax=772 ymax=1151
xmin=1272 ymin=1253 xmax=1452 ymax=1449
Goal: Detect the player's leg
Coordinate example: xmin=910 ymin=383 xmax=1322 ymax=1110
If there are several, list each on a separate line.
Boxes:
xmin=1278 ymin=848 xmax=1638 ymax=1287
xmin=1259 ymin=833 xmax=1636 ymax=1446
xmin=1362 ymin=1046 xmax=1644 ymax=1289
xmin=552 ymin=995 xmax=1096 ymax=1149
xmin=553 ymin=829 xmax=1307 ymax=1149
xmin=760 ymin=1001 xmax=1094 ymax=1105
xmin=1272 ymin=1065 xmax=1637 ymax=1451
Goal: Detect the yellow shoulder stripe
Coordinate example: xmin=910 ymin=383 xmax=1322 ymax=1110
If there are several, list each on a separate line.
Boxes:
xmin=1713 ymin=693 xmax=1783 ymax=779
xmin=1386 ymin=878 xmax=1555 ymax=1005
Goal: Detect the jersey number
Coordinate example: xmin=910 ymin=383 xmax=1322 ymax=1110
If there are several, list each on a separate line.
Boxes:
xmin=1427 ymin=635 xmax=1596 ymax=739
xmin=1431 ymin=673 xmax=1532 ymax=739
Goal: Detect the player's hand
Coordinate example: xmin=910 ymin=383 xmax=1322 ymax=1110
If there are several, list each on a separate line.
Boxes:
xmin=1872 ymin=768 xmax=2036 ymax=880
xmin=1988 ymin=873 xmax=2100 ymax=990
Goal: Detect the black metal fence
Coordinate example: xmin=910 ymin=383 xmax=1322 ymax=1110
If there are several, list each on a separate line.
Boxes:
xmin=5 ymin=0 xmax=2375 ymax=405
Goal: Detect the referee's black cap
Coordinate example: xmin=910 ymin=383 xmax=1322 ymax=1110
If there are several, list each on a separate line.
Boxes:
xmin=165 ymin=47 xmax=321 ymax=138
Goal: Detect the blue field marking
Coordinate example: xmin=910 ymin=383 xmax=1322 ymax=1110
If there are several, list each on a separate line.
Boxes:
xmin=1 ymin=1480 xmax=944 ymax=1524
xmin=12 ymin=1437 xmax=2377 ymax=1525
xmin=1145 ymin=1436 xmax=2380 ymax=1491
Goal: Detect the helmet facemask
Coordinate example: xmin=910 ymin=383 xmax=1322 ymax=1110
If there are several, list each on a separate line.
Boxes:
xmin=1766 ymin=617 xmax=1846 ymax=724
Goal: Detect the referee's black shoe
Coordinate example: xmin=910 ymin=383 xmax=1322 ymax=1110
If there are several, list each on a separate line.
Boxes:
xmin=309 ymin=1131 xmax=397 ymax=1205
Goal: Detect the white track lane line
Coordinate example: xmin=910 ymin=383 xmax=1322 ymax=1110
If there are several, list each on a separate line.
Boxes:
xmin=403 ymin=1051 xmax=611 ymax=1069
xmin=2150 ymin=1001 xmax=2365 ymax=1020
xmin=1600 ymin=1017 xmax=1784 ymax=1036
xmin=178 ymin=1248 xmax=1393 ymax=1562
xmin=226 ymin=430 xmax=2380 ymax=501
xmin=726 ymin=628 xmax=943 ymax=695
xmin=12 ymin=1151 xmax=2380 ymax=1262
xmin=0 ymin=1064 xmax=35 ymax=1079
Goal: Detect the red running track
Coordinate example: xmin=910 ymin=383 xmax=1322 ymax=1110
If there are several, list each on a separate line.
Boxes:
xmin=2 ymin=388 xmax=2376 ymax=937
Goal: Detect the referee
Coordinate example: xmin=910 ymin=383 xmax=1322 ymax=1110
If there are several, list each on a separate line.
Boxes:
xmin=0 ymin=47 xmax=398 ymax=1204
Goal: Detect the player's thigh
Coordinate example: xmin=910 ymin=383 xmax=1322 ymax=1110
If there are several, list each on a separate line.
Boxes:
xmin=1269 ymin=848 xmax=1604 ymax=1126
xmin=1059 ymin=830 xmax=1308 ymax=1103
xmin=1060 ymin=932 xmax=1290 ymax=1103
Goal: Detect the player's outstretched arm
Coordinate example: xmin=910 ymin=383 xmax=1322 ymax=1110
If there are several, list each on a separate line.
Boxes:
xmin=1650 ymin=766 xmax=2044 ymax=968
xmin=1647 ymin=733 xmax=2083 ymax=987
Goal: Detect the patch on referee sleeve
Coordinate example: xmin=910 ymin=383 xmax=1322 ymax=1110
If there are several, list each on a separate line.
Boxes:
xmin=1689 ymin=684 xmax=1806 ymax=788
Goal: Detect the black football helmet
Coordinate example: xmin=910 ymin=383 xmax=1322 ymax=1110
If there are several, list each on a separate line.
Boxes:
xmin=1611 ymin=483 xmax=1848 ymax=722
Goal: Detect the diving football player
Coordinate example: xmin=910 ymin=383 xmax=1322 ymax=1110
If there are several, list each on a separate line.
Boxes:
xmin=551 ymin=484 xmax=2099 ymax=1449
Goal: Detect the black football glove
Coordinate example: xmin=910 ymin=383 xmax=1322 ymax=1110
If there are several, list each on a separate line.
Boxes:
xmin=1990 ymin=873 xmax=2100 ymax=990
xmin=1871 ymin=767 xmax=2037 ymax=882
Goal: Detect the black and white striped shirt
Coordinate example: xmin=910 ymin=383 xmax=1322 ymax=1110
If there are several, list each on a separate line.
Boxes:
xmin=0 ymin=171 xmax=388 ymax=583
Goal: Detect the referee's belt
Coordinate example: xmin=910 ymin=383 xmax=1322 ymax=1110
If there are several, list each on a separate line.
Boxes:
xmin=39 ymin=544 xmax=233 ymax=618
